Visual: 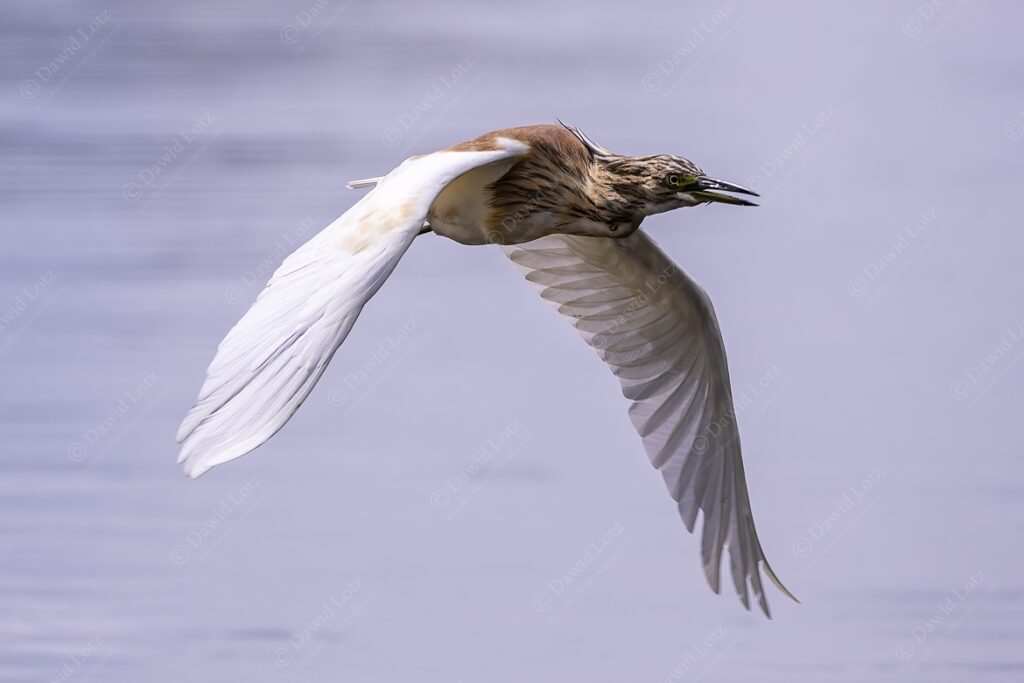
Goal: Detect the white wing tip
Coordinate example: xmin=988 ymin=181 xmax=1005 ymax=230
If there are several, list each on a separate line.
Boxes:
xmin=184 ymin=462 xmax=208 ymax=479
xmin=178 ymin=426 xmax=276 ymax=479
xmin=762 ymin=558 xmax=800 ymax=605
xmin=179 ymin=444 xmax=244 ymax=479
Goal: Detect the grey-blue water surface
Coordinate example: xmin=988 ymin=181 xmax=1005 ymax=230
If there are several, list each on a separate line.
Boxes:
xmin=2 ymin=1 xmax=1023 ymax=681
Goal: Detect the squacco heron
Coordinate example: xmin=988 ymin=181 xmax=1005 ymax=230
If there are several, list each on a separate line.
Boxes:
xmin=177 ymin=123 xmax=796 ymax=616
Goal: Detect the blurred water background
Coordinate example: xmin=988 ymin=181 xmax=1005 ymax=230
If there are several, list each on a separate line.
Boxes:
xmin=2 ymin=1 xmax=1023 ymax=681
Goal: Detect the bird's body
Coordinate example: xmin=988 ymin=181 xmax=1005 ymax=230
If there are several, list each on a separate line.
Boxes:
xmin=425 ymin=124 xmax=746 ymax=245
xmin=177 ymin=123 xmax=795 ymax=617
xmin=429 ymin=124 xmax=637 ymax=244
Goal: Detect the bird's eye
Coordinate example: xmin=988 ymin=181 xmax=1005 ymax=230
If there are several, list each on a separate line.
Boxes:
xmin=666 ymin=174 xmax=680 ymax=187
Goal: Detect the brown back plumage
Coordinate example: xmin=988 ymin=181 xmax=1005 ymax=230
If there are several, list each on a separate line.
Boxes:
xmin=445 ymin=124 xmax=706 ymax=243
xmin=451 ymin=125 xmax=634 ymax=238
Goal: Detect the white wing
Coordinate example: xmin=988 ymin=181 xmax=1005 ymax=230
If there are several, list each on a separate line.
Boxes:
xmin=177 ymin=140 xmax=528 ymax=478
xmin=503 ymin=232 xmax=796 ymax=616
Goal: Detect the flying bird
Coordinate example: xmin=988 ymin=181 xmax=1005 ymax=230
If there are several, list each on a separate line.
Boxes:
xmin=177 ymin=123 xmax=796 ymax=616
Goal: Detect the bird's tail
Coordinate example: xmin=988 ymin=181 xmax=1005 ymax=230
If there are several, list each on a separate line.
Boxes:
xmin=346 ymin=176 xmax=383 ymax=190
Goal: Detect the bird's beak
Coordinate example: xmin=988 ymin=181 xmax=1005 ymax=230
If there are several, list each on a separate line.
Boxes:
xmin=685 ymin=176 xmax=760 ymax=207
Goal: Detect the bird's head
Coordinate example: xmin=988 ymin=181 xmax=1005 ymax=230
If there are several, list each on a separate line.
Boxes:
xmin=560 ymin=123 xmax=759 ymax=220
xmin=599 ymin=154 xmax=760 ymax=217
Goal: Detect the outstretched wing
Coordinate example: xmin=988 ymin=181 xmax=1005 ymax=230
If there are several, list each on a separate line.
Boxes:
xmin=177 ymin=139 xmax=528 ymax=478
xmin=502 ymin=232 xmax=796 ymax=616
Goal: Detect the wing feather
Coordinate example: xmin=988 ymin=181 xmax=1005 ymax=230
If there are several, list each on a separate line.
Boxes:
xmin=503 ymin=232 xmax=796 ymax=617
xmin=177 ymin=141 xmax=528 ymax=477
